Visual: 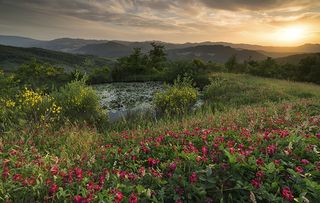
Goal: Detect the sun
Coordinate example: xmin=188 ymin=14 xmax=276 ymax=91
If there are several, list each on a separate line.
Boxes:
xmin=276 ymin=26 xmax=306 ymax=43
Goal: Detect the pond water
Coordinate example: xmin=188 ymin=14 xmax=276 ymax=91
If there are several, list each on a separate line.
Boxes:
xmin=94 ymin=82 xmax=164 ymax=121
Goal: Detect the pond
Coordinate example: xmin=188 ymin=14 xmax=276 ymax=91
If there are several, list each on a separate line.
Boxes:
xmin=94 ymin=82 xmax=164 ymax=121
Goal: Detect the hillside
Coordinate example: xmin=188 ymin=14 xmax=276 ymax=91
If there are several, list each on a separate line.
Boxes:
xmin=275 ymin=52 xmax=320 ymax=64
xmin=0 ymin=44 xmax=112 ymax=71
xmin=167 ymin=45 xmax=268 ymax=62
xmin=1 ymin=35 xmax=320 ymax=59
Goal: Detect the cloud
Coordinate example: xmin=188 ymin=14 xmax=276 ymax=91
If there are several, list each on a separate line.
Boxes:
xmin=0 ymin=0 xmax=319 ymax=44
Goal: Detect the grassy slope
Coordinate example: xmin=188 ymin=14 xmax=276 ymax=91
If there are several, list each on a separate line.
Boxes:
xmin=1 ymin=74 xmax=320 ymax=202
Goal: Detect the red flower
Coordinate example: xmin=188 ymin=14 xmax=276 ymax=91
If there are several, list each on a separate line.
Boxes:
xmin=316 ymin=133 xmax=320 ymax=139
xmin=295 ymin=166 xmax=304 ymax=174
xmin=128 ymin=192 xmax=138 ymax=203
xmin=169 ymin=162 xmax=177 ymax=171
xmin=189 ymin=172 xmax=198 ymax=184
xmin=266 ymin=144 xmax=276 ymax=156
xmin=256 ymin=158 xmax=264 ymax=166
xmin=50 ymin=165 xmax=59 ymax=175
xmin=74 ymin=168 xmax=83 ymax=181
xmin=281 ymin=187 xmax=294 ymax=202
xmin=148 ymin=157 xmax=159 ymax=167
xmin=202 ymin=146 xmax=208 ymax=156
xmin=256 ymin=171 xmax=264 ymax=178
xmin=300 ymin=159 xmax=310 ymax=165
xmin=229 ymin=147 xmax=235 ymax=154
xmin=114 ymin=191 xmax=124 ymax=203
xmin=251 ymin=178 xmax=261 ymax=189
xmin=13 ymin=174 xmax=23 ymax=182
xmin=50 ymin=184 xmax=59 ymax=194
xmin=73 ymin=195 xmax=83 ymax=203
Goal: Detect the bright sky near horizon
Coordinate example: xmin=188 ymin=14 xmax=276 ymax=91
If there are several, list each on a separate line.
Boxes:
xmin=0 ymin=0 xmax=319 ymax=46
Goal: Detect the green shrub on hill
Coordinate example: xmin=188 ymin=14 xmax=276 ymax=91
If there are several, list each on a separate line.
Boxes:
xmin=154 ymin=76 xmax=198 ymax=116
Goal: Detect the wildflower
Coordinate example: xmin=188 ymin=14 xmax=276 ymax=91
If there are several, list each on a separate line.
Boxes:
xmin=169 ymin=162 xmax=177 ymax=171
xmin=148 ymin=157 xmax=159 ymax=166
xmin=189 ymin=172 xmax=198 ymax=184
xmin=251 ymin=178 xmax=261 ymax=189
xmin=74 ymin=167 xmax=83 ymax=181
xmin=301 ymin=159 xmax=310 ymax=165
xmin=114 ymin=191 xmax=124 ymax=203
xmin=295 ymin=166 xmax=304 ymax=174
xmin=74 ymin=195 xmax=83 ymax=203
xmin=316 ymin=133 xmax=320 ymax=139
xmin=202 ymin=146 xmax=208 ymax=156
xmin=128 ymin=193 xmax=138 ymax=203
xmin=256 ymin=171 xmax=265 ymax=178
xmin=266 ymin=144 xmax=276 ymax=156
xmin=50 ymin=184 xmax=59 ymax=194
xmin=50 ymin=165 xmax=59 ymax=175
xmin=13 ymin=174 xmax=23 ymax=182
xmin=281 ymin=187 xmax=294 ymax=202
xmin=256 ymin=158 xmax=264 ymax=166
xmin=229 ymin=147 xmax=235 ymax=154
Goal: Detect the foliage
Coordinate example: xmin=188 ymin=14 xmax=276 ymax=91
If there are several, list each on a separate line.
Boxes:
xmin=154 ymin=76 xmax=198 ymax=116
xmin=52 ymin=77 xmax=107 ymax=125
xmin=15 ymin=59 xmax=71 ymax=90
xmin=88 ymin=66 xmax=111 ymax=84
xmin=0 ymin=100 xmax=320 ymax=202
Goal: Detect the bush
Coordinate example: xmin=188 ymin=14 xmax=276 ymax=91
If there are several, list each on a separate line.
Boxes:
xmin=154 ymin=76 xmax=198 ymax=116
xmin=52 ymin=77 xmax=107 ymax=125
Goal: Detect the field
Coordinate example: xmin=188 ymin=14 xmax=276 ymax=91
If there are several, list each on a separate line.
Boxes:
xmin=1 ymin=73 xmax=320 ymax=202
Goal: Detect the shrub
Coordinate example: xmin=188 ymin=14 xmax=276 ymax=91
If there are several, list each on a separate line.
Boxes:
xmin=52 ymin=77 xmax=107 ymax=125
xmin=154 ymin=76 xmax=198 ymax=116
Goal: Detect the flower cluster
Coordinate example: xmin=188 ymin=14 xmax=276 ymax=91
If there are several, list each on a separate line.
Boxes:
xmin=0 ymin=101 xmax=319 ymax=202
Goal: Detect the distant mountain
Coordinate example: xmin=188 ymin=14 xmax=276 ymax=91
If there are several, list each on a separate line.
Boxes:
xmin=75 ymin=42 xmax=132 ymax=57
xmin=275 ymin=53 xmax=320 ymax=65
xmin=0 ymin=44 xmax=112 ymax=72
xmin=38 ymin=38 xmax=108 ymax=53
xmin=0 ymin=35 xmax=43 ymax=47
xmin=0 ymin=35 xmax=319 ymax=61
xmin=167 ymin=45 xmax=267 ymax=63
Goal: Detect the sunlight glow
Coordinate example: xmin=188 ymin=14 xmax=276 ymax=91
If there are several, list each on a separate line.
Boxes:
xmin=276 ymin=26 xmax=306 ymax=42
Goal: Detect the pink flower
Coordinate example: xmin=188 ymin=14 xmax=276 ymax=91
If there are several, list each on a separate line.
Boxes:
xmin=229 ymin=147 xmax=235 ymax=154
xmin=281 ymin=187 xmax=294 ymax=202
xmin=301 ymin=159 xmax=310 ymax=165
xmin=148 ymin=157 xmax=159 ymax=166
xmin=256 ymin=171 xmax=265 ymax=178
xmin=251 ymin=178 xmax=261 ymax=189
xmin=267 ymin=144 xmax=276 ymax=156
xmin=73 ymin=195 xmax=83 ymax=203
xmin=50 ymin=184 xmax=59 ymax=194
xmin=169 ymin=162 xmax=177 ymax=171
xmin=295 ymin=166 xmax=304 ymax=174
xmin=202 ymin=146 xmax=208 ymax=156
xmin=256 ymin=158 xmax=264 ymax=166
xmin=273 ymin=159 xmax=281 ymax=165
xmin=114 ymin=191 xmax=124 ymax=203
xmin=128 ymin=193 xmax=138 ymax=203
xmin=50 ymin=165 xmax=59 ymax=175
xmin=74 ymin=168 xmax=83 ymax=181
xmin=189 ymin=172 xmax=198 ymax=184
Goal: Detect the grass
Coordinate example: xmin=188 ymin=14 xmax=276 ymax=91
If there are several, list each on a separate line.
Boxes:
xmin=1 ymin=73 xmax=320 ymax=202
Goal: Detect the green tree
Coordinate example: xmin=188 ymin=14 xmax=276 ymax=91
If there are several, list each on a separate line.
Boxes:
xmin=225 ymin=55 xmax=238 ymax=72
xmin=148 ymin=42 xmax=167 ymax=71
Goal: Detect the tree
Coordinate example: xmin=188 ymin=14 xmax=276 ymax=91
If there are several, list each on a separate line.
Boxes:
xmin=225 ymin=55 xmax=238 ymax=72
xmin=148 ymin=42 xmax=167 ymax=71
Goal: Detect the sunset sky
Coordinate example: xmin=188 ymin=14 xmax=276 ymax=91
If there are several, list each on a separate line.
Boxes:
xmin=0 ymin=0 xmax=319 ymax=46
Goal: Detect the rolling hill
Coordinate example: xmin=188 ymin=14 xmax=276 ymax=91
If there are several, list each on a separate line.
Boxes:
xmin=167 ymin=45 xmax=267 ymax=62
xmin=0 ymin=44 xmax=113 ymax=72
xmin=1 ymin=35 xmax=320 ymax=59
xmin=275 ymin=52 xmax=320 ymax=64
